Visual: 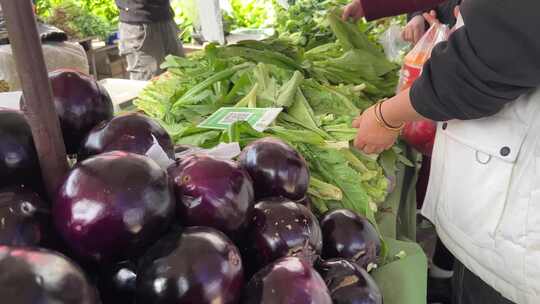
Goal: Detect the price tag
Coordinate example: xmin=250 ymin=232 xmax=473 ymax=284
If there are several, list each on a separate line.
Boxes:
xmin=198 ymin=107 xmax=282 ymax=132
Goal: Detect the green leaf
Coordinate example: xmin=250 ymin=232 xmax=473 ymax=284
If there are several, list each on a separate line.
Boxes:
xmin=372 ymin=238 xmax=428 ymax=304
xmin=397 ymin=153 xmax=415 ymax=167
xmin=379 ymin=149 xmax=398 ymax=177
xmin=276 ymin=71 xmax=304 ymax=107
xmin=308 ymin=176 xmax=343 ymax=201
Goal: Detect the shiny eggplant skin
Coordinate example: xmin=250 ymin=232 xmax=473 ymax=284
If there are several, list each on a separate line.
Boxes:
xmin=53 ymin=151 xmax=175 ymax=263
xmin=243 ymin=256 xmax=332 ymax=304
xmin=238 ymin=137 xmax=309 ymax=201
xmin=98 ymin=260 xmax=137 ymax=304
xmin=0 ymin=109 xmax=41 ymax=189
xmin=320 ymin=209 xmax=381 ymax=269
xmin=49 ymin=70 xmax=113 ymax=154
xmin=79 ymin=113 xmax=174 ymax=160
xmin=0 ymin=185 xmax=50 ymax=247
xmin=168 ymin=155 xmax=254 ymax=237
xmin=317 ymin=259 xmax=383 ymax=304
xmin=0 ymin=246 xmax=99 ymax=304
xmin=245 ymin=200 xmax=322 ymax=269
xmin=136 ymin=226 xmax=244 ymax=304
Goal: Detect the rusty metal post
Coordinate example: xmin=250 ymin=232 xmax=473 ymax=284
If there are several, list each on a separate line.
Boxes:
xmin=0 ymin=0 xmax=68 ymax=198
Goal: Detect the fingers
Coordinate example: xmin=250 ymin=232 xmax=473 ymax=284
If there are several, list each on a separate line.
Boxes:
xmin=412 ymin=28 xmax=420 ymax=44
xmin=353 ymin=134 xmax=366 ymax=151
xmin=454 ymin=6 xmax=460 ymax=18
xmin=352 ymin=115 xmax=362 ymax=128
xmin=361 ymin=145 xmax=385 ymax=155
xmin=402 ymin=28 xmax=412 ymax=43
xmin=342 ymin=6 xmax=352 ymax=21
xmin=423 ymin=11 xmax=440 ymax=26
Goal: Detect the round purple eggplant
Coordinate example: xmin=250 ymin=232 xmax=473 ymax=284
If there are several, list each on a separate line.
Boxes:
xmin=0 ymin=109 xmax=41 ymax=189
xmin=243 ymin=256 xmax=332 ymax=304
xmin=259 ymin=195 xmax=312 ymax=211
xmin=136 ymin=226 xmax=243 ymax=304
xmin=168 ymin=155 xmax=254 ymax=236
xmin=320 ymin=209 xmax=381 ymax=269
xmin=79 ymin=113 xmax=174 ymax=161
xmin=0 ymin=246 xmax=99 ymax=303
xmin=245 ymin=199 xmax=322 ymax=269
xmin=49 ymin=69 xmax=113 ymax=154
xmin=53 ymin=151 xmax=175 ymax=263
xmin=0 ymin=185 xmax=50 ymax=247
xmin=317 ymin=259 xmax=383 ymax=304
xmin=98 ymin=260 xmax=137 ymax=304
xmin=238 ymin=137 xmax=309 ymax=201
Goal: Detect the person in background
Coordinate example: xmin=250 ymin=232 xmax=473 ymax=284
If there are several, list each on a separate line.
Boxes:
xmin=115 ymin=0 xmax=184 ymax=81
xmin=349 ymin=0 xmax=540 ymax=303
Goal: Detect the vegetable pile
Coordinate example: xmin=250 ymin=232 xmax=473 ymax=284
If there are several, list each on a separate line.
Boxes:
xmin=0 ymin=76 xmax=386 ymax=302
xmin=135 ymin=10 xmax=412 ymax=226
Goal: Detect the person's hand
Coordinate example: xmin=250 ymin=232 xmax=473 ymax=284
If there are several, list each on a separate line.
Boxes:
xmin=422 ymin=10 xmax=440 ymax=26
xmin=450 ymin=6 xmax=462 ymax=34
xmin=342 ymin=0 xmax=365 ymax=22
xmin=402 ymin=15 xmax=427 ymax=44
xmin=352 ymin=105 xmax=400 ymax=154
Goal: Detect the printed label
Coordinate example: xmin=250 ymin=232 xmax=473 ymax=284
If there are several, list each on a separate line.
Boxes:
xmin=198 ymin=107 xmax=283 ymax=132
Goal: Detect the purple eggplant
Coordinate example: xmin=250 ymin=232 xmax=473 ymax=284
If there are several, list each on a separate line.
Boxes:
xmin=0 ymin=246 xmax=99 ymax=303
xmin=79 ymin=113 xmax=174 ymax=161
xmin=243 ymin=256 xmax=332 ymax=304
xmin=168 ymin=155 xmax=254 ymax=237
xmin=98 ymin=260 xmax=137 ymax=304
xmin=245 ymin=199 xmax=322 ymax=269
xmin=0 ymin=109 xmax=41 ymax=189
xmin=260 ymin=195 xmax=313 ymax=211
xmin=317 ymin=259 xmax=383 ymax=304
xmin=136 ymin=226 xmax=243 ymax=304
xmin=238 ymin=137 xmax=309 ymax=201
xmin=49 ymin=70 xmax=113 ymax=154
xmin=320 ymin=209 xmax=381 ymax=269
xmin=53 ymin=151 xmax=175 ymax=263
xmin=0 ymin=185 xmax=50 ymax=247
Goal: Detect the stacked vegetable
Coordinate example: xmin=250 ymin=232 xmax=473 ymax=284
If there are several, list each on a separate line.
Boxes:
xmin=135 ymin=10 xmax=412 ymax=227
xmin=0 ymin=70 xmax=384 ymax=303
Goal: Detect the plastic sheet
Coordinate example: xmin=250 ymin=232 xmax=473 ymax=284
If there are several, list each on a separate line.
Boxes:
xmin=0 ymin=41 xmax=89 ymax=92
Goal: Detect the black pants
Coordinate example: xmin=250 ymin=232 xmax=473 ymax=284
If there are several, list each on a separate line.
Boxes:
xmin=452 ymin=260 xmax=515 ymax=304
xmin=433 ymin=237 xmax=455 ymax=271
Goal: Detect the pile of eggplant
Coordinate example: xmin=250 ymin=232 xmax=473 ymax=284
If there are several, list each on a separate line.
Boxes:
xmin=0 ymin=70 xmax=383 ymax=304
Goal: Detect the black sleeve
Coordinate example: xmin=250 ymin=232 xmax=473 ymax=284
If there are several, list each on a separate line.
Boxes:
xmin=410 ymin=0 xmax=540 ymax=121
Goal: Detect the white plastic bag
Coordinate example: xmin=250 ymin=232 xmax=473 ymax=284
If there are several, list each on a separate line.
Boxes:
xmin=0 ymin=41 xmax=89 ymax=92
xmin=379 ymin=25 xmax=410 ymax=63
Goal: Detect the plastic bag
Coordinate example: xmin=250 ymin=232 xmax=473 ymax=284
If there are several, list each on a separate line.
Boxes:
xmin=0 ymin=41 xmax=89 ymax=92
xmin=397 ymin=23 xmax=449 ymax=157
xmin=396 ymin=23 xmax=449 ymax=93
xmin=176 ymin=143 xmax=242 ymax=160
xmin=379 ymin=25 xmax=410 ymax=63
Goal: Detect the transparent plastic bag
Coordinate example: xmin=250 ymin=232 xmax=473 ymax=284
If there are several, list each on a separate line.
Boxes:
xmin=396 ymin=23 xmax=449 ymax=93
xmin=379 ymin=25 xmax=410 ymax=63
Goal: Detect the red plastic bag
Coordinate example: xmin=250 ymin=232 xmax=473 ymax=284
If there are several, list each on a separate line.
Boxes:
xmin=398 ymin=23 xmax=449 ymax=156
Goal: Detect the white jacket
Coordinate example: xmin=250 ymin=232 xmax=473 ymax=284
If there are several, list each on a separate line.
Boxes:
xmin=422 ymin=88 xmax=540 ymax=304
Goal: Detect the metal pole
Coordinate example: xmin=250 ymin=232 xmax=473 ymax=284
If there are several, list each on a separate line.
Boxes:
xmin=0 ymin=0 xmax=68 ymax=198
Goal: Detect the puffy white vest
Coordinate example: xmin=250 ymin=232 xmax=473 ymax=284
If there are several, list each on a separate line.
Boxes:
xmin=422 ymin=88 xmax=540 ymax=304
